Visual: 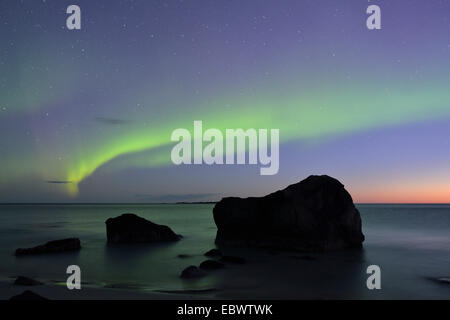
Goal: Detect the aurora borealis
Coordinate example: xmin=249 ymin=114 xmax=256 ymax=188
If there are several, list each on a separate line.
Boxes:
xmin=1 ymin=0 xmax=450 ymax=203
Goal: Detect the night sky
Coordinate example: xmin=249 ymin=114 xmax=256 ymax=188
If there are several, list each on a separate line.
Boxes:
xmin=1 ymin=0 xmax=450 ymax=203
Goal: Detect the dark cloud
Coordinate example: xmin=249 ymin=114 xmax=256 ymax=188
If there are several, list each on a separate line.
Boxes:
xmin=45 ymin=180 xmax=72 ymax=184
xmin=94 ymin=117 xmax=130 ymax=125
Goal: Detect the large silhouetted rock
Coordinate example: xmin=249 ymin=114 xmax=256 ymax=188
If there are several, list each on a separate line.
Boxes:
xmin=213 ymin=175 xmax=364 ymax=252
xmin=105 ymin=213 xmax=181 ymax=244
xmin=220 ymin=256 xmax=246 ymax=264
xmin=15 ymin=238 xmax=81 ymax=256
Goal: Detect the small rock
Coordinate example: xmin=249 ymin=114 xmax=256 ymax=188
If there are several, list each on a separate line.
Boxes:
xmin=177 ymin=254 xmax=191 ymax=259
xmin=9 ymin=290 xmax=48 ymax=301
xmin=14 ymin=276 xmax=43 ymax=286
xmin=437 ymin=277 xmax=450 ymax=283
xmin=432 ymin=277 xmax=450 ymax=284
xmin=15 ymin=238 xmax=81 ymax=256
xmin=219 ymin=256 xmax=246 ymax=264
xmin=105 ymin=213 xmax=180 ymax=244
xmin=204 ymin=249 xmax=222 ymax=257
xmin=199 ymin=260 xmax=225 ymax=270
xmin=180 ymin=266 xmax=206 ymax=279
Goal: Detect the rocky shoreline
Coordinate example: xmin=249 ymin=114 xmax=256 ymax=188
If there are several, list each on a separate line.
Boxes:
xmin=10 ymin=175 xmax=370 ymax=299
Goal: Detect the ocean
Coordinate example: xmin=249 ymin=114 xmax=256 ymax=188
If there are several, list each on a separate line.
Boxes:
xmin=0 ymin=204 xmax=449 ymax=299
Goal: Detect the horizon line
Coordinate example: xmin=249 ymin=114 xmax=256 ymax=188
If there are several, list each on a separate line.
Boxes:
xmin=0 ymin=202 xmax=450 ymax=205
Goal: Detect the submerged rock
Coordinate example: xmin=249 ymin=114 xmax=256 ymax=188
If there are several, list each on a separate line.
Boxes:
xmin=14 ymin=276 xmax=43 ymax=286
xmin=199 ymin=260 xmax=225 ymax=270
xmin=429 ymin=277 xmax=450 ymax=285
xmin=15 ymin=238 xmax=81 ymax=256
xmin=9 ymin=290 xmax=48 ymax=301
xmin=204 ymin=248 xmax=222 ymax=257
xmin=437 ymin=277 xmax=450 ymax=283
xmin=105 ymin=213 xmax=180 ymax=244
xmin=213 ymin=175 xmax=365 ymax=252
xmin=180 ymin=266 xmax=206 ymax=279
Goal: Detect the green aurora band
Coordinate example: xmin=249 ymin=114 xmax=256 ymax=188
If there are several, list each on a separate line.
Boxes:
xmin=64 ymin=79 xmax=450 ymax=196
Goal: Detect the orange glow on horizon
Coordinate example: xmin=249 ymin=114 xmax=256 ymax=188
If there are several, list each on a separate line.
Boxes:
xmin=350 ymin=185 xmax=450 ymax=204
